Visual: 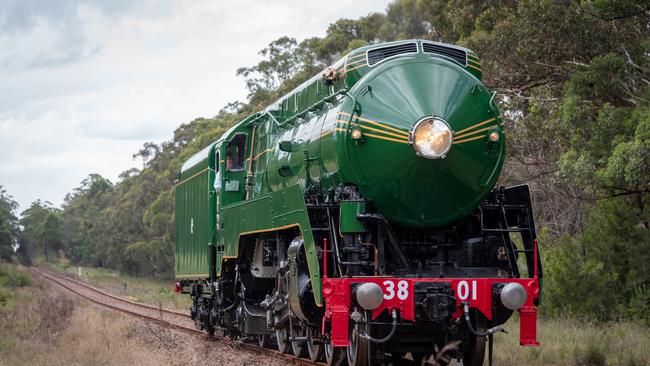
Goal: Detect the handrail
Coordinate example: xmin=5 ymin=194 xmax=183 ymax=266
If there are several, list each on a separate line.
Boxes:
xmin=265 ymin=112 xmax=280 ymax=126
xmin=489 ymin=90 xmax=498 ymax=110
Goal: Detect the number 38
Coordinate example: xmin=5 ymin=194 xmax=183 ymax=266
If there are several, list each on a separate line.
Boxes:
xmin=382 ymin=280 xmax=409 ymax=300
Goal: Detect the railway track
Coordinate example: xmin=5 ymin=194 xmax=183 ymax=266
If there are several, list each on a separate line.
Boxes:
xmin=28 ymin=267 xmax=322 ymax=366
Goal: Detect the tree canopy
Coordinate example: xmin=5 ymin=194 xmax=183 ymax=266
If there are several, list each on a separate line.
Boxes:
xmin=0 ymin=187 xmax=19 ymax=261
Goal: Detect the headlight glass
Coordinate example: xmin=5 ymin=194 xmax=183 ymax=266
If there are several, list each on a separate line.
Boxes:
xmin=499 ymin=282 xmax=527 ymax=310
xmin=355 ymin=282 xmax=384 ymax=310
xmin=410 ymin=117 xmax=453 ymax=159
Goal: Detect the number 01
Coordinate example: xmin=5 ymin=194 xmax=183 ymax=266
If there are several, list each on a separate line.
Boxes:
xmin=457 ymin=280 xmax=477 ymax=301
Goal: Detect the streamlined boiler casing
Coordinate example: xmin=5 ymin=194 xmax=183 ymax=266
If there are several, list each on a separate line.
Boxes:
xmin=259 ymin=50 xmax=504 ymax=228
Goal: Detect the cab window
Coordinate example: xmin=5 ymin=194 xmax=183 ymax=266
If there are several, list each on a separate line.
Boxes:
xmin=226 ymin=134 xmax=246 ymax=171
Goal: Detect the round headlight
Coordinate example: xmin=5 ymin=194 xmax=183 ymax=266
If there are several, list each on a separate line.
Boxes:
xmin=500 ymin=282 xmax=527 ymax=310
xmin=410 ymin=117 xmax=453 ymax=159
xmin=355 ymin=282 xmax=384 ymax=310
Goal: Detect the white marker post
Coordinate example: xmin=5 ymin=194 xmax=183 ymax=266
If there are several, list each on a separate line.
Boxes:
xmin=78 ymin=266 xmax=81 ymax=278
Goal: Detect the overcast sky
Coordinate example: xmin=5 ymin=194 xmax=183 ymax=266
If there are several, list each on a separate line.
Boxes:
xmin=0 ymin=0 xmax=391 ymax=212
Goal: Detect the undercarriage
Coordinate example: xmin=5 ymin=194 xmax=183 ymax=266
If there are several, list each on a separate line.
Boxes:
xmin=179 ymin=185 xmax=542 ymax=365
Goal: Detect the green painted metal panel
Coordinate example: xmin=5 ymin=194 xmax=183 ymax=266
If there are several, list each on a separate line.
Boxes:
xmin=179 ymin=143 xmax=214 ymax=179
xmin=340 ymin=201 xmax=366 ymax=233
xmin=175 ymin=145 xmax=216 ymax=279
xmin=219 ymin=184 xmax=322 ymax=305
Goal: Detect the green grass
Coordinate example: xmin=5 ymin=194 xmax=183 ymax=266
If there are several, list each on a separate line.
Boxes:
xmin=44 ymin=261 xmax=191 ymax=312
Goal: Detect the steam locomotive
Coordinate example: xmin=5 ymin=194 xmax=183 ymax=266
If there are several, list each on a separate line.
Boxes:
xmin=174 ymin=39 xmax=542 ymax=365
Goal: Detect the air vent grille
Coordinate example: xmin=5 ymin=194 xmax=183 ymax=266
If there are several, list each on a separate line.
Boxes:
xmin=422 ymin=43 xmax=467 ymax=67
xmin=367 ymin=43 xmax=418 ymax=66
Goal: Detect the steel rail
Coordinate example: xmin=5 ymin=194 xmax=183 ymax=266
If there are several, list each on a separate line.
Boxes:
xmin=36 ymin=267 xmax=190 ymax=317
xmin=27 ymin=267 xmax=199 ymax=334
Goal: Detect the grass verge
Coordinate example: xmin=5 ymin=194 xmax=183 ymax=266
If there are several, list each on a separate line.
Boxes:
xmin=0 ymin=263 xmax=286 ymax=366
xmin=490 ymin=314 xmax=650 ymax=365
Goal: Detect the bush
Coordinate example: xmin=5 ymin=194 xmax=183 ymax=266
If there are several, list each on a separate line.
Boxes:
xmin=0 ymin=263 xmax=33 ymax=289
xmin=0 ymin=288 xmax=9 ymax=306
xmin=543 ymin=198 xmax=650 ymax=323
xmin=0 ymin=264 xmax=34 ymax=306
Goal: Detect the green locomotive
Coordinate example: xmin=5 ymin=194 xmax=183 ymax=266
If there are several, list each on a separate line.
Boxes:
xmin=175 ymin=39 xmax=542 ymax=365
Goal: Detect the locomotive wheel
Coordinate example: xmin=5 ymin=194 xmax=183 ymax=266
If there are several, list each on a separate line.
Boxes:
xmin=347 ymin=322 xmax=369 ymax=366
xmin=462 ymin=339 xmax=486 ymax=366
xmin=276 ymin=329 xmax=291 ymax=354
xmin=324 ymin=338 xmax=346 ymax=366
xmin=291 ymin=325 xmax=307 ymax=357
xmin=258 ymin=334 xmax=270 ymax=348
xmin=306 ymin=327 xmax=324 ymax=362
xmin=462 ymin=316 xmax=486 ymax=366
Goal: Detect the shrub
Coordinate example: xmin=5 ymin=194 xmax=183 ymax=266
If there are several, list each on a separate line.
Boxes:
xmin=543 ymin=198 xmax=650 ymax=323
xmin=0 ymin=263 xmax=33 ymax=289
xmin=0 ymin=288 xmax=9 ymax=306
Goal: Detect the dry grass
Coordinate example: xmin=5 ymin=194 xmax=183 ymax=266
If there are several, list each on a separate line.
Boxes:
xmin=0 ymin=279 xmax=166 ymax=366
xmin=0 ymin=274 xmax=286 ymax=366
xmin=488 ymin=316 xmax=650 ymax=366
